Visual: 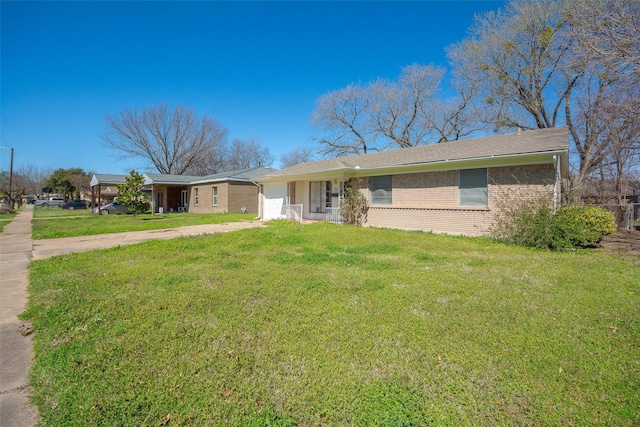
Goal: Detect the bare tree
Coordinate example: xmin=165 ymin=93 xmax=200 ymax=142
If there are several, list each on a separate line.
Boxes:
xmin=10 ymin=165 xmax=52 ymax=196
xmin=447 ymin=0 xmax=640 ymax=200
xmin=371 ymin=64 xmax=444 ymax=149
xmin=310 ymin=64 xmax=482 ymax=157
xmin=101 ymin=103 xmax=228 ymax=175
xmin=565 ymin=0 xmax=640 ymax=77
xmin=280 ymin=147 xmax=316 ymax=168
xmin=310 ymin=84 xmax=375 ymax=156
xmin=428 ymin=82 xmax=489 ymax=142
xmin=224 ymin=136 xmax=273 ymax=171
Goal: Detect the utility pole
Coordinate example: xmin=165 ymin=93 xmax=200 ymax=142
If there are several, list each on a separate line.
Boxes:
xmin=9 ymin=147 xmax=14 ymax=208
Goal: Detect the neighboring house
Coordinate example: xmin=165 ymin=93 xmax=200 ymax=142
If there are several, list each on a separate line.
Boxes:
xmin=90 ymin=167 xmax=273 ymax=214
xmin=143 ymin=173 xmax=201 ymax=213
xmin=254 ymin=127 xmax=569 ymax=236
xmin=89 ymin=174 xmax=128 ymax=206
xmin=188 ymin=167 xmax=274 ymax=214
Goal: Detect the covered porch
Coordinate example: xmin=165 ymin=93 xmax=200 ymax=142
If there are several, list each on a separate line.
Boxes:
xmin=143 ymin=173 xmax=197 ymax=214
xmin=262 ymin=178 xmax=349 ymax=224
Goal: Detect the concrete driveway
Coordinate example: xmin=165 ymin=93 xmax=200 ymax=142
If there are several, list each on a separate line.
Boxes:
xmin=32 ymin=219 xmax=265 ymax=260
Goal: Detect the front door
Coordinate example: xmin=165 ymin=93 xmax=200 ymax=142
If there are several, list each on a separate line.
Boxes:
xmin=181 ymin=190 xmax=188 ymax=210
xmin=156 ymin=191 xmax=165 ymax=213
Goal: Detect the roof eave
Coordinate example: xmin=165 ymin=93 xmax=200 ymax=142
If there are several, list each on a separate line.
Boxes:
xmin=190 ymin=177 xmax=252 ymax=185
xmin=256 ymin=150 xmax=567 ymax=182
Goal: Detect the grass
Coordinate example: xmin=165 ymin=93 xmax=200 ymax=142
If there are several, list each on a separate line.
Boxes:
xmin=0 ymin=212 xmax=17 ymax=232
xmin=31 ymin=208 xmax=257 ymax=239
xmin=23 ymin=221 xmax=639 ymax=426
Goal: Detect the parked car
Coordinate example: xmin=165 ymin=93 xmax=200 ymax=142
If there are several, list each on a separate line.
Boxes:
xmin=97 ymin=201 xmax=131 ymax=215
xmin=35 ymin=197 xmax=64 ymax=208
xmin=61 ymin=200 xmax=88 ymax=210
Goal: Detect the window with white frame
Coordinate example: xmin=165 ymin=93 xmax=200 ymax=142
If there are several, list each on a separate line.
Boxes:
xmin=459 ymin=168 xmax=488 ymax=206
xmin=212 ymin=186 xmax=218 ymax=206
xmin=310 ymin=181 xmax=330 ymax=213
xmin=194 ymin=188 xmax=199 ymax=206
xmin=370 ymin=175 xmax=392 ymax=204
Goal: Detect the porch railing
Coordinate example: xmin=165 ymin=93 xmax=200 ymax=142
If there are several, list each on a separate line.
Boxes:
xmin=326 ymin=207 xmax=343 ymax=224
xmin=282 ymin=204 xmax=303 ymax=223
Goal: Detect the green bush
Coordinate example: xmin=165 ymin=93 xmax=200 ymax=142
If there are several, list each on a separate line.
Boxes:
xmin=490 ymin=189 xmax=557 ymax=249
xmin=340 ymin=179 xmax=369 ymax=225
xmin=490 ymin=186 xmax=616 ymax=250
xmin=550 ymin=206 xmax=616 ymax=249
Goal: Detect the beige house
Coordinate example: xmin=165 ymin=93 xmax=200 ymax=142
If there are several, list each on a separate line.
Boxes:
xmin=187 ymin=167 xmax=273 ymax=214
xmin=254 ymin=127 xmax=569 ymax=236
xmin=90 ymin=167 xmax=272 ymax=214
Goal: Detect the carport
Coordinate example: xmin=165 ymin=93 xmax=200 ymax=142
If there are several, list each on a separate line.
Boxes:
xmin=89 ymin=174 xmax=127 ymax=210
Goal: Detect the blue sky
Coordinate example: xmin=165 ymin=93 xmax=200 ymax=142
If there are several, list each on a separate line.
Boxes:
xmin=1 ymin=1 xmax=504 ymax=175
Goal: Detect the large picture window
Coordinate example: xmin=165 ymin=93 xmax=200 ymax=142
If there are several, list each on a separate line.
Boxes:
xmin=370 ymin=175 xmax=392 ymax=204
xmin=459 ymin=168 xmax=488 ymax=206
xmin=310 ymin=181 xmax=330 ymax=213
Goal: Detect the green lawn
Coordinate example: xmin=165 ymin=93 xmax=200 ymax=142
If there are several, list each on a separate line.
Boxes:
xmin=0 ymin=213 xmax=17 ymax=232
xmin=32 ymin=208 xmax=257 ymax=239
xmin=23 ymin=222 xmax=639 ymax=426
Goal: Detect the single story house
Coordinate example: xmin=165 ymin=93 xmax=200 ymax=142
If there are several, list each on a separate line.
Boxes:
xmin=253 ymin=127 xmax=569 ymax=236
xmin=90 ymin=167 xmax=273 ymax=214
xmin=187 ymin=167 xmax=273 ymax=214
xmin=143 ymin=173 xmax=201 ymax=213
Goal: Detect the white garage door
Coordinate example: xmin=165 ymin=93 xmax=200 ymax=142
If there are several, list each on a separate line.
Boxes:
xmin=263 ymin=183 xmax=287 ymax=220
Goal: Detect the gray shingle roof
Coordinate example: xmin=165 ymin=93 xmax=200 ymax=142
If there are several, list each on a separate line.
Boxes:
xmin=259 ymin=127 xmax=568 ymax=179
xmin=90 ymin=174 xmax=128 ymax=186
xmin=190 ymin=167 xmax=275 ymax=184
xmin=93 ymin=167 xmax=277 ymax=187
xmin=143 ymin=173 xmax=202 ymax=185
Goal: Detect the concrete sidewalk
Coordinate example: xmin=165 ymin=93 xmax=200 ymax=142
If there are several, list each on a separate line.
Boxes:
xmin=1 ymin=208 xmax=265 ymax=426
xmin=0 ymin=205 xmax=37 ymax=427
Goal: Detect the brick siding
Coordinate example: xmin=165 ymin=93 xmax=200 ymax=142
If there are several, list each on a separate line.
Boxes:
xmin=362 ymin=164 xmax=556 ymax=236
xmin=190 ymin=182 xmax=259 ymax=214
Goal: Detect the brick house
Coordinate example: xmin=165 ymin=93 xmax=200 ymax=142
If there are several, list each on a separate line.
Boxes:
xmin=90 ymin=167 xmax=272 ymax=214
xmin=187 ymin=167 xmax=273 ymax=214
xmin=254 ymin=127 xmax=569 ymax=236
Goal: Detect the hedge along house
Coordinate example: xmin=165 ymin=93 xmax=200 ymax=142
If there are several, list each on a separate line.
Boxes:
xmin=254 ymin=127 xmax=569 ymax=236
xmin=187 ymin=167 xmax=274 ymax=214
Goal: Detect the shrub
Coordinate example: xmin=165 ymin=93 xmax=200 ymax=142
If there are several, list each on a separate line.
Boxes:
xmin=490 ymin=187 xmax=556 ymax=249
xmin=340 ymin=179 xmax=369 ymax=225
xmin=490 ymin=184 xmax=616 ymax=250
xmin=550 ymin=206 xmax=616 ymax=249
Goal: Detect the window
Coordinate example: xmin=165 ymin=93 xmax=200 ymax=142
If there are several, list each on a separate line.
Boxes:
xmin=370 ymin=175 xmax=392 ymax=204
xmin=459 ymin=168 xmax=488 ymax=206
xmin=310 ymin=181 xmax=329 ymax=213
xmin=212 ymin=186 xmax=218 ymax=206
xmin=194 ymin=188 xmax=199 ymax=205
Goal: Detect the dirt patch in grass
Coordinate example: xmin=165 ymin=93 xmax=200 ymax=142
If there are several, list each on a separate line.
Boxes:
xmin=600 ymin=229 xmax=640 ymax=256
